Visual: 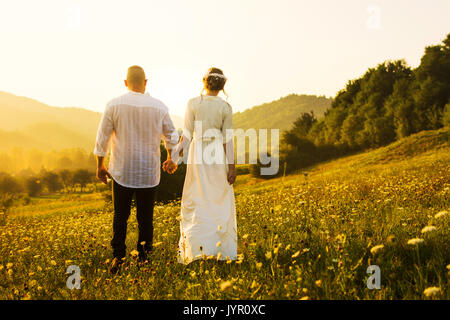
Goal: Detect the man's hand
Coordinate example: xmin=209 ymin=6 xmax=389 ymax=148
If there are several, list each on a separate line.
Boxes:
xmin=97 ymin=164 xmax=112 ymax=184
xmin=163 ymin=159 xmax=178 ymax=174
xmin=227 ymin=164 xmax=236 ymax=185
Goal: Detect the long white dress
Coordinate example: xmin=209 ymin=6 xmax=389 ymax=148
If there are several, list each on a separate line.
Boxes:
xmin=172 ymin=95 xmax=237 ymax=264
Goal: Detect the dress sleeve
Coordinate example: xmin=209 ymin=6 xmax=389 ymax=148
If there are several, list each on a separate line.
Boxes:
xmin=222 ymin=103 xmax=234 ymax=164
xmin=171 ymin=100 xmax=195 ymax=163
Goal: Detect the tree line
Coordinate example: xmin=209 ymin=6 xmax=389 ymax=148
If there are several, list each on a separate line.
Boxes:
xmin=252 ymin=33 xmax=450 ymax=177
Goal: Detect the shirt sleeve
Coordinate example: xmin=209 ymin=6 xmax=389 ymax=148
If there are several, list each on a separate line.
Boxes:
xmin=161 ymin=112 xmax=179 ymax=150
xmin=93 ymin=104 xmax=114 ymax=157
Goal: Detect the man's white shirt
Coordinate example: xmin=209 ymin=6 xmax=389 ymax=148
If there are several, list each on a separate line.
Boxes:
xmin=94 ymin=91 xmax=179 ymax=188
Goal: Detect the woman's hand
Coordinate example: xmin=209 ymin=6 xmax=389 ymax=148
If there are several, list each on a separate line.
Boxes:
xmin=227 ymin=164 xmax=236 ymax=185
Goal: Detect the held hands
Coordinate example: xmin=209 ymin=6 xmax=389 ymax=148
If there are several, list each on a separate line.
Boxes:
xmin=97 ymin=164 xmax=112 ymax=184
xmin=227 ymin=164 xmax=236 ymax=185
xmin=163 ymin=159 xmax=178 ymax=174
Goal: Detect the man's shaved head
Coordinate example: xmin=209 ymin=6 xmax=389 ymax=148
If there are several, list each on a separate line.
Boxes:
xmin=127 ymin=65 xmax=146 ymax=86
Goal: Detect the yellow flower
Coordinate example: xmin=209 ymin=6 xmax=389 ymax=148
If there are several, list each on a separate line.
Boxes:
xmin=220 ymin=280 xmax=233 ymax=291
xmin=423 ymin=287 xmax=441 ymax=297
xmin=256 ymin=262 xmax=262 ymax=269
xmin=265 ymin=251 xmax=272 ymax=260
xmin=153 ymin=242 xmax=163 ymax=247
xmin=434 ymin=210 xmax=448 ymax=219
xmin=218 ymin=225 xmax=222 ymax=231
xmin=6 ymin=263 xmax=13 ymax=269
xmin=29 ymin=280 xmax=37 ymax=287
xmin=370 ymin=244 xmax=384 ymax=255
xmin=242 ymin=234 xmax=249 ymax=240
xmin=130 ymin=250 xmax=139 ymax=257
xmin=216 ymin=252 xmax=222 ymax=260
xmin=50 ymin=260 xmax=57 ymax=266
xmin=421 ymin=226 xmax=437 ymax=233
xmin=216 ymin=241 xmax=222 ymax=247
xmin=300 ymin=296 xmax=310 ymax=300
xmin=285 ymin=244 xmax=291 ymax=251
xmin=291 ymin=251 xmax=300 ymax=258
xmin=407 ymin=238 xmax=424 ymax=245
xmin=315 ymin=279 xmax=322 ymax=287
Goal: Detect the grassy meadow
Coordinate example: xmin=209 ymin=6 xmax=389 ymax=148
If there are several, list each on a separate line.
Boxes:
xmin=0 ymin=128 xmax=449 ymax=300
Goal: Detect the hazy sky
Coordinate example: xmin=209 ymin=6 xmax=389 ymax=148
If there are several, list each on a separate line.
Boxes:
xmin=0 ymin=0 xmax=449 ymax=117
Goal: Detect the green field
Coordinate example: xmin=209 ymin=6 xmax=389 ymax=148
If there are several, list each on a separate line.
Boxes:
xmin=0 ymin=128 xmax=449 ymax=300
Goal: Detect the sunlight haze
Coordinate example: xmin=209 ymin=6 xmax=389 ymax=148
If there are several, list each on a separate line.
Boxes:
xmin=0 ymin=0 xmax=449 ymax=116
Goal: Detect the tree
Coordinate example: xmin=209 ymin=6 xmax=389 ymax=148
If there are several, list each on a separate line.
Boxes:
xmin=42 ymin=171 xmax=63 ymax=193
xmin=25 ymin=177 xmax=43 ymax=197
xmin=59 ymin=170 xmax=74 ymax=193
xmin=72 ymin=169 xmax=92 ymax=193
xmin=0 ymin=173 xmax=23 ymax=221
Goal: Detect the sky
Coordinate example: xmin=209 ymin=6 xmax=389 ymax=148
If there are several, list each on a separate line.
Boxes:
xmin=0 ymin=0 xmax=449 ymax=117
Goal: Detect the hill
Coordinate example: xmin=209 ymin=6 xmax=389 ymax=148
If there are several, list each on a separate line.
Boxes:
xmin=0 ymin=91 xmax=184 ymax=152
xmin=233 ymin=94 xmax=331 ymax=131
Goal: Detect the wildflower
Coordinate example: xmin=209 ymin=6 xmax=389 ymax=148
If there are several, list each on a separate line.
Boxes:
xmin=291 ymin=251 xmax=300 ymax=258
xmin=130 ymin=250 xmax=139 ymax=257
xmin=242 ymin=234 xmax=249 ymax=240
xmin=315 ymin=280 xmax=322 ymax=287
xmin=217 ymin=252 xmax=222 ymax=260
xmin=407 ymin=238 xmax=424 ymax=245
xmin=256 ymin=262 xmax=262 ymax=269
xmin=421 ymin=226 xmax=437 ymax=233
xmin=423 ymin=287 xmax=441 ymax=297
xmin=220 ymin=280 xmax=232 ymax=291
xmin=140 ymin=241 xmax=146 ymax=246
xmin=216 ymin=241 xmax=222 ymax=247
xmin=50 ymin=260 xmax=57 ymax=266
xmin=6 ymin=263 xmax=13 ymax=269
xmin=265 ymin=251 xmax=272 ymax=260
xmin=300 ymin=296 xmax=310 ymax=300
xmin=218 ymin=225 xmax=222 ymax=231
xmin=370 ymin=244 xmax=384 ymax=255
xmin=153 ymin=242 xmax=163 ymax=247
xmin=434 ymin=210 xmax=448 ymax=219
xmin=285 ymin=244 xmax=291 ymax=251
xmin=65 ymin=260 xmax=73 ymax=265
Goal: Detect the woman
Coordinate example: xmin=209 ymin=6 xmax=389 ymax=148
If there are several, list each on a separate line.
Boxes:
xmin=165 ymin=67 xmax=237 ymax=264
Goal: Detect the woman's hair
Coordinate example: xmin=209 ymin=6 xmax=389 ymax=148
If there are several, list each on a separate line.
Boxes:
xmin=203 ymin=67 xmax=227 ymax=91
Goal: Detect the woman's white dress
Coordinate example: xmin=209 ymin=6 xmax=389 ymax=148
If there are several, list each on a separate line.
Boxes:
xmin=173 ymin=95 xmax=237 ymax=264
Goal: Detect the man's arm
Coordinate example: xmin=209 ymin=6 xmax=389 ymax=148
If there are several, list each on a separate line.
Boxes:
xmin=161 ymin=112 xmax=179 ymax=174
xmin=96 ymin=156 xmax=112 ymax=184
xmin=93 ymin=104 xmax=114 ymax=183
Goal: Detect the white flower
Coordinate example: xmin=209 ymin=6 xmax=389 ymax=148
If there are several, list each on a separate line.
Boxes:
xmin=370 ymin=244 xmax=384 ymax=255
xmin=421 ymin=226 xmax=437 ymax=233
xmin=423 ymin=287 xmax=440 ymax=297
xmin=407 ymin=238 xmax=424 ymax=245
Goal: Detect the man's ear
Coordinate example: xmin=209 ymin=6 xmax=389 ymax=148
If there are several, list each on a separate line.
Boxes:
xmin=124 ymin=80 xmax=128 ymax=87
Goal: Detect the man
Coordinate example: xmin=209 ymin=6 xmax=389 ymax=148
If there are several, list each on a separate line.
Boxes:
xmin=94 ymin=65 xmax=179 ymax=274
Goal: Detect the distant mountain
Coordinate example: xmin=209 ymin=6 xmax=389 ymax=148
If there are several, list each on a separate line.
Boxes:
xmin=0 ymin=91 xmax=184 ymax=152
xmin=233 ymin=94 xmax=331 ymax=131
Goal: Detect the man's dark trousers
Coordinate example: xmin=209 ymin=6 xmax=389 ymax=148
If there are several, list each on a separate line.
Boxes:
xmin=111 ymin=179 xmax=156 ymax=260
